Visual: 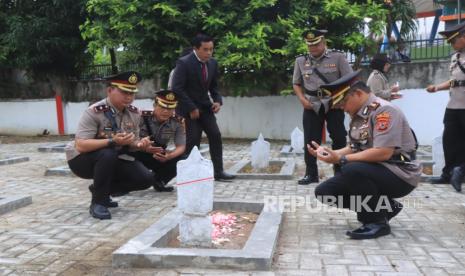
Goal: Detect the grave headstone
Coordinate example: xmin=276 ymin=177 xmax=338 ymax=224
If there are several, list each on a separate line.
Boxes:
xmin=290 ymin=127 xmax=304 ymax=154
xmin=251 ymin=133 xmax=270 ymax=170
xmin=176 ymin=146 xmax=214 ymax=247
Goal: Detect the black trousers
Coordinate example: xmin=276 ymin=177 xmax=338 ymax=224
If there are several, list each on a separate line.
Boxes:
xmin=131 ymin=151 xmax=183 ymax=183
xmin=185 ymin=110 xmax=224 ymax=173
xmin=315 ymin=162 xmax=415 ymax=224
xmin=68 ymin=148 xmax=154 ymax=204
xmin=442 ymin=108 xmax=465 ymax=177
xmin=303 ymin=107 xmax=347 ymax=176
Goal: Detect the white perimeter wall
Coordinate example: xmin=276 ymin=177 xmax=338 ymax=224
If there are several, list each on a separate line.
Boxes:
xmin=0 ymin=89 xmax=449 ymax=145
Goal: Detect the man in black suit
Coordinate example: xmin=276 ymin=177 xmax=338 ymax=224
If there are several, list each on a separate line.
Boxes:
xmin=171 ymin=33 xmax=235 ymax=181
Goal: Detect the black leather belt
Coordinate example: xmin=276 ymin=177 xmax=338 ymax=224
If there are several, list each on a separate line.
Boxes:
xmin=305 ymin=89 xmax=325 ymax=97
xmin=451 ymin=79 xmax=465 ymax=87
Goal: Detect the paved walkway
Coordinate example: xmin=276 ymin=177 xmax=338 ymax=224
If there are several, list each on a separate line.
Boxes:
xmin=1 ymin=140 xmax=465 ymax=275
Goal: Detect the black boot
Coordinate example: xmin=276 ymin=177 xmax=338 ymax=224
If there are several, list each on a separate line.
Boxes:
xmin=346 ymin=220 xmax=391 ymax=240
xmin=89 ymin=203 xmax=111 ymax=220
xmin=153 ymin=178 xmax=174 ymax=192
xmin=88 ymin=185 xmax=118 ymax=207
xmin=297 ymin=175 xmax=319 ymax=185
xmin=450 ymin=165 xmax=465 ymax=192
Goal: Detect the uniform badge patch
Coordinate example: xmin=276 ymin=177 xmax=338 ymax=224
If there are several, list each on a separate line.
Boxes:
xmin=375 ymin=112 xmax=391 ymax=131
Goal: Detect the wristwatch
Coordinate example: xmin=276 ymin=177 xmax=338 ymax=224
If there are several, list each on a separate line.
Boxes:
xmin=108 ymin=137 xmax=117 ymax=148
xmin=339 ymin=155 xmax=348 ymax=166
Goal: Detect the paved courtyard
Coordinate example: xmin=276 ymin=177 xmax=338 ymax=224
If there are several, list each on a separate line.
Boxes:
xmin=1 ymin=139 xmax=465 ymax=275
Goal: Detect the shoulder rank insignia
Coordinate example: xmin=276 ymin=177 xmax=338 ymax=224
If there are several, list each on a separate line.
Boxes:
xmin=93 ymin=104 xmax=110 ymax=113
xmin=368 ymin=102 xmax=380 ymax=110
xmin=127 ymin=105 xmax=139 ymax=113
xmin=174 ymin=114 xmax=186 ymax=131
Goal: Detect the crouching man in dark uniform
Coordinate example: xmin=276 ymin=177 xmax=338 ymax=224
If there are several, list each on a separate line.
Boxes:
xmin=309 ymin=70 xmax=422 ymax=239
xmin=66 ymin=71 xmax=155 ymax=220
xmin=131 ymin=89 xmax=186 ymax=191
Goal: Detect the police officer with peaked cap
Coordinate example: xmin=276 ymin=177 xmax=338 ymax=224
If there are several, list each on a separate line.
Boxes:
xmin=308 ymin=70 xmax=421 ymax=239
xmin=427 ymin=21 xmax=465 ymax=192
xmin=292 ymin=29 xmax=353 ymax=185
xmin=131 ymin=89 xmax=186 ymax=190
xmin=66 ymin=71 xmax=155 ymax=220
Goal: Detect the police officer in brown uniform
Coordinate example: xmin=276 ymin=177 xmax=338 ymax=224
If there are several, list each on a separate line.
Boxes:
xmin=427 ymin=22 xmax=465 ymax=192
xmin=293 ymin=29 xmax=353 ymax=185
xmin=131 ymin=89 xmax=186 ymax=190
xmin=66 ymin=71 xmax=154 ymax=220
xmin=309 ymin=70 xmax=421 ymax=239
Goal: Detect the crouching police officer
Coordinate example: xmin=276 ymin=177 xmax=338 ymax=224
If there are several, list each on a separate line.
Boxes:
xmin=66 ymin=71 xmax=154 ymax=220
xmin=427 ymin=22 xmax=465 ymax=192
xmin=292 ymin=29 xmax=353 ymax=185
xmin=131 ymin=89 xmax=186 ymax=191
xmin=309 ymin=70 xmax=421 ymax=239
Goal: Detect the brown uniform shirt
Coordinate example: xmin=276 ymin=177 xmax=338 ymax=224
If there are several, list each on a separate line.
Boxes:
xmin=367 ymin=70 xmax=391 ymax=101
xmin=139 ymin=111 xmax=186 ymax=147
xmin=292 ymin=49 xmax=353 ymax=113
xmin=65 ymin=98 xmax=141 ymax=161
xmin=349 ymin=94 xmax=422 ymax=187
xmin=448 ymin=50 xmax=465 ymax=109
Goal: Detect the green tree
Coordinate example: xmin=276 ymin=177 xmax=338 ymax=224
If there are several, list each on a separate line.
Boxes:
xmin=0 ymin=0 xmax=90 ymax=76
xmin=80 ymin=0 xmax=416 ymax=95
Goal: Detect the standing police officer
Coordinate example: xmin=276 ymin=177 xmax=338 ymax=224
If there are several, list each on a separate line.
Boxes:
xmin=66 ymin=71 xmax=154 ymax=220
xmin=132 ymin=89 xmax=186 ymax=191
xmin=309 ymin=70 xmax=421 ymax=239
xmin=427 ymin=22 xmax=465 ymax=192
xmin=292 ymin=29 xmax=353 ymax=185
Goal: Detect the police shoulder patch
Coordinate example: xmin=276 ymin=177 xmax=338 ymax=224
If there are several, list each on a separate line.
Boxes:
xmin=93 ymin=104 xmax=110 ymax=113
xmin=127 ymin=105 xmax=139 ymax=113
xmin=141 ymin=110 xmax=153 ymax=117
xmin=375 ymin=111 xmax=391 ymax=132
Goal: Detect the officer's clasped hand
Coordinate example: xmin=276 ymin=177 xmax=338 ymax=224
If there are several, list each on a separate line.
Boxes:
xmin=307 ymin=141 xmax=341 ymax=164
xmin=112 ymin=132 xmax=135 ymax=146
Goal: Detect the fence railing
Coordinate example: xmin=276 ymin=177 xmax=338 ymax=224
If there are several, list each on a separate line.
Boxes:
xmin=77 ymin=38 xmax=454 ymax=80
xmin=346 ymin=38 xmax=453 ymax=64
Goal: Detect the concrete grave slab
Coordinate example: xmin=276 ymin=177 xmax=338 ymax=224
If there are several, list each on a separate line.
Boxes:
xmin=226 ymin=160 xmax=295 ymax=180
xmin=279 ymin=145 xmax=304 ymax=157
xmin=0 ymin=195 xmax=32 ymax=216
xmin=45 ymin=165 xmax=74 ymax=177
xmin=113 ymin=199 xmax=283 ymax=270
xmin=0 ymin=156 xmax=29 ymax=166
xmin=38 ymin=143 xmax=68 ymax=153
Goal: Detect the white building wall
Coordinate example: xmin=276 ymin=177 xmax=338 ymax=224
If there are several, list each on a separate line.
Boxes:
xmin=0 ymin=90 xmax=449 ymax=145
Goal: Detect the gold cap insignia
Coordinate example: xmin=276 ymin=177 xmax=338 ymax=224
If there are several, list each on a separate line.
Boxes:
xmin=128 ymin=73 xmax=138 ymax=84
xmin=166 ymin=93 xmax=175 ymax=101
xmin=306 ymin=33 xmax=315 ymax=40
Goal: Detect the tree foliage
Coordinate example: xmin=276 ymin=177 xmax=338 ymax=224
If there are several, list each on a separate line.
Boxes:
xmin=0 ymin=0 xmax=416 ymax=95
xmin=0 ymin=0 xmax=90 ymax=76
xmin=81 ymin=0 xmax=416 ymax=95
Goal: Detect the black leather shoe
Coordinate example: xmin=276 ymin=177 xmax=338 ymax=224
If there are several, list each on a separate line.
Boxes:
xmin=297 ymin=175 xmax=319 ymax=185
xmin=345 ymin=221 xmax=391 ymax=240
xmin=214 ymin=171 xmax=236 ymax=181
xmin=88 ymin=185 xmax=118 ymax=207
xmin=429 ymin=175 xmax=450 ymax=184
xmin=451 ymin=166 xmax=465 ymax=192
xmin=89 ymin=203 xmax=111 ymax=220
xmin=153 ymin=179 xmax=174 ymax=192
xmin=387 ymin=201 xmax=403 ymax=221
